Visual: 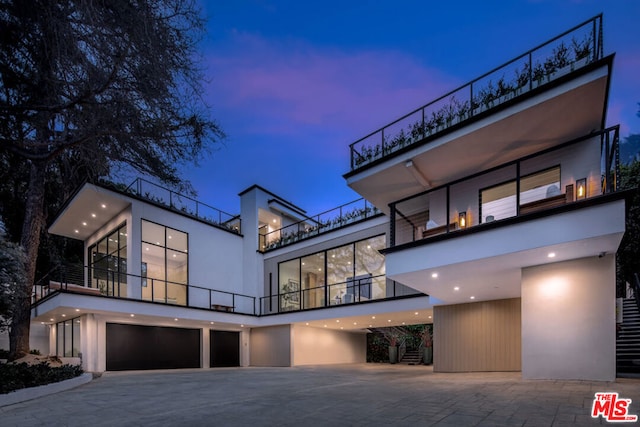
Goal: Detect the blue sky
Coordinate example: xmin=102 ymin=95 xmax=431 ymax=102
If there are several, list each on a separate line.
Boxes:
xmin=184 ymin=0 xmax=640 ymax=216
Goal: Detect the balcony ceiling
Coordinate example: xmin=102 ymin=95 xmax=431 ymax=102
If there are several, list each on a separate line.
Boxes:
xmin=346 ymin=63 xmax=610 ymax=214
xmin=48 ymin=184 xmax=131 ymax=240
xmin=384 ymin=199 xmax=625 ymax=305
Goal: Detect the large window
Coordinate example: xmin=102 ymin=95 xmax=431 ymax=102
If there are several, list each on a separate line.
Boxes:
xmin=56 ymin=318 xmax=80 ymax=357
xmin=88 ymin=223 xmax=127 ymax=296
xmin=480 ymin=166 xmax=560 ymax=223
xmin=278 ymin=235 xmax=386 ymax=310
xmin=141 ymin=220 xmax=188 ymax=305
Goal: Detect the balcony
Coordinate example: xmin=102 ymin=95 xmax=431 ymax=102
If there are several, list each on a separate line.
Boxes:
xmin=347 ymin=15 xmax=603 ymax=173
xmin=32 ymin=265 xmax=257 ymax=315
xmin=124 ymin=178 xmax=241 ymax=234
xmin=259 ymin=275 xmax=423 ymax=315
xmin=344 ymin=16 xmax=610 ymax=215
xmin=389 ymin=126 xmax=620 ymax=248
xmin=259 ymin=198 xmax=382 ymax=252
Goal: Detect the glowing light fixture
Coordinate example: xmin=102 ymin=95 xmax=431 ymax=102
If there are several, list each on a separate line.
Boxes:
xmin=576 ymin=178 xmax=587 ymax=200
xmin=459 ymin=211 xmax=467 ymax=229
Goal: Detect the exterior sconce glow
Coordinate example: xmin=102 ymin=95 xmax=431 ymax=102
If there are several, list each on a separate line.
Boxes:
xmin=459 ymin=211 xmax=467 ymax=229
xmin=576 ymin=178 xmax=587 ymax=200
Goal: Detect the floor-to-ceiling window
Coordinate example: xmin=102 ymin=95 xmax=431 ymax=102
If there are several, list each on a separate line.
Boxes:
xmin=141 ymin=220 xmax=188 ymax=305
xmin=278 ymin=234 xmax=387 ymax=310
xmin=88 ymin=223 xmax=127 ymax=296
xmin=56 ymin=317 xmax=80 ymax=357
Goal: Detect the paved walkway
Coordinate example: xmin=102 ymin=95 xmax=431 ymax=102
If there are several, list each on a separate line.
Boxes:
xmin=1 ymin=364 xmax=639 ymax=426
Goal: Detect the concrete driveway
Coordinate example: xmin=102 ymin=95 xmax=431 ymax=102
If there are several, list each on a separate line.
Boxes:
xmin=1 ymin=364 xmax=639 ymax=426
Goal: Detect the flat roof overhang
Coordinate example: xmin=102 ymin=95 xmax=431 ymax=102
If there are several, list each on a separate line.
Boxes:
xmin=383 ymin=195 xmax=626 ymax=305
xmin=48 ymin=183 xmax=131 ymax=240
xmin=345 ymin=57 xmax=613 ymax=214
xmin=32 ymin=292 xmax=435 ymax=331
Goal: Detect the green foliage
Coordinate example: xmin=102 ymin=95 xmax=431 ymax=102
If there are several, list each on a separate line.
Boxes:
xmin=366 ymin=333 xmax=389 ymax=363
xmin=618 ymin=160 xmax=640 ymax=293
xmin=0 ymin=230 xmax=27 ymax=332
xmin=0 ymin=362 xmax=83 ymax=394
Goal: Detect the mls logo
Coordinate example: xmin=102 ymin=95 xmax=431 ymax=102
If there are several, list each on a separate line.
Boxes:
xmin=591 ymin=392 xmax=638 ymax=422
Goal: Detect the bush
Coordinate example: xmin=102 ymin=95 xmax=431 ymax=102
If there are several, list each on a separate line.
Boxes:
xmin=0 ymin=362 xmax=83 ymax=394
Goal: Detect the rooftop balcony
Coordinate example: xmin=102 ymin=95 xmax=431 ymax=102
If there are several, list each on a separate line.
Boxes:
xmin=124 ymin=178 xmax=241 ymax=234
xmin=259 ymin=198 xmax=383 ymax=252
xmin=345 ymin=15 xmax=609 ymax=214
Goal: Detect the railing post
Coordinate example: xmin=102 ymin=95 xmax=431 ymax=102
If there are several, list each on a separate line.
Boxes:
xmin=389 ymin=203 xmax=396 ymax=247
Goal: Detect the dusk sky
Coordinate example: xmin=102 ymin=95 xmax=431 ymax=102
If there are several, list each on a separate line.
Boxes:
xmin=183 ymin=0 xmax=640 ymax=217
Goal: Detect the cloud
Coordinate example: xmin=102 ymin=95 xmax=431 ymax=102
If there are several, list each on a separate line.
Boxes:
xmin=206 ymin=31 xmax=458 ymax=143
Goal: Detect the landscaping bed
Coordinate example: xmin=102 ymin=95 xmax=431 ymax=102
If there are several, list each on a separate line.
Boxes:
xmin=0 ymin=353 xmax=83 ymax=394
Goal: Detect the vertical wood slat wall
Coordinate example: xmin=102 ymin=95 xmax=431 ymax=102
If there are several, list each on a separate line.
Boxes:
xmin=434 ymin=298 xmax=521 ymax=372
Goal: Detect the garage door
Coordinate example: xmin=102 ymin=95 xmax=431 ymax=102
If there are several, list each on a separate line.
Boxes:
xmin=106 ymin=323 xmax=201 ymax=371
xmin=210 ymin=330 xmax=240 ymax=367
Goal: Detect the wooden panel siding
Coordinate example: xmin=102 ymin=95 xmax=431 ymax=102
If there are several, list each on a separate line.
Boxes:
xmin=434 ymin=298 xmax=521 ymax=372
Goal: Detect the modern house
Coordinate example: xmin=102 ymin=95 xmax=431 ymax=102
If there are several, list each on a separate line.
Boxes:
xmin=5 ymin=15 xmax=631 ymax=381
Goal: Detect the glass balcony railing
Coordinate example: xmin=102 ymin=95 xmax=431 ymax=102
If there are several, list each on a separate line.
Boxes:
xmin=389 ymin=125 xmax=620 ymax=247
xmin=123 ymin=178 xmax=241 ymax=234
xmin=259 ymin=198 xmax=382 ymax=252
xmin=349 ymin=14 xmax=604 ymax=171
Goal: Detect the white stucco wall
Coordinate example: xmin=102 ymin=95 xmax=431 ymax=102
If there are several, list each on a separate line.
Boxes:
xmin=521 ymin=254 xmax=616 ymax=381
xmin=291 ymin=325 xmax=366 ymax=366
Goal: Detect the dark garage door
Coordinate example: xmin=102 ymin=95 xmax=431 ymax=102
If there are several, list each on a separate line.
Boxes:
xmin=106 ymin=323 xmax=201 ymax=371
xmin=210 ymin=330 xmax=240 ymax=367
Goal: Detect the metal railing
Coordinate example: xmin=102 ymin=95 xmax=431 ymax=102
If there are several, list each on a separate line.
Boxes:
xmin=259 ymin=198 xmax=382 ymax=252
xmin=349 ymin=14 xmax=604 ymax=171
xmin=33 ymin=265 xmax=257 ymax=315
xmin=125 ymin=178 xmax=241 ymax=234
xmin=390 ymin=125 xmax=621 ymax=247
xmin=259 ymin=274 xmax=423 ymax=315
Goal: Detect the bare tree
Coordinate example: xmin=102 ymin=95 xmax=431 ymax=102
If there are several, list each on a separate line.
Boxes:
xmin=0 ymin=0 xmax=223 ymax=359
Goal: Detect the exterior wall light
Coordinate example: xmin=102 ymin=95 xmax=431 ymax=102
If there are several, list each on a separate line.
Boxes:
xmin=576 ymin=178 xmax=587 ymax=200
xmin=459 ymin=211 xmax=467 ymax=229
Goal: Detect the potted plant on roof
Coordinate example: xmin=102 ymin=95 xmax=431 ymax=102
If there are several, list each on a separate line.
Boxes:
xmin=422 ymin=325 xmax=433 ymax=365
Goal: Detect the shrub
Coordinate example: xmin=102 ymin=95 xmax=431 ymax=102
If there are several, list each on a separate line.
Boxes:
xmin=0 ymin=362 xmax=83 ymax=394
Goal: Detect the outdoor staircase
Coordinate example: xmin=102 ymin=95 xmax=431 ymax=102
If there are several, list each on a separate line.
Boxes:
xmin=400 ymin=349 xmax=422 ymax=365
xmin=617 ymin=298 xmax=640 ymax=376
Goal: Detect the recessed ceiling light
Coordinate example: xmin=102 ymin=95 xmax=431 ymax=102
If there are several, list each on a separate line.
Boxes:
xmin=40 ymin=322 xmax=45 ymax=325
xmin=431 ymin=273 xmax=438 ymax=278
xmin=369 ymin=324 xmax=372 ymax=327
xmin=470 ymin=296 xmax=475 ymax=300
xmin=353 ymin=322 xmax=357 ymax=325
xmin=305 ymin=322 xmax=309 ymax=326
xmin=81 ymin=222 xmax=87 ymax=226
xmin=272 ymin=219 xmax=277 ymax=223
xmin=130 ymin=314 xmax=135 ymax=317
xmin=402 ymin=322 xmax=406 ymax=325
xmin=336 ymin=320 xmax=340 ymax=323
xmin=145 ymin=247 xmax=149 ymax=251
xmin=548 ymin=252 xmax=556 ymax=258
xmin=372 ymin=316 xmax=376 ymax=319
xmin=91 ymin=213 xmax=96 ymax=218
xmin=324 ymin=324 xmax=327 ymax=327
xmin=240 ymin=324 xmax=244 ymax=328
xmin=454 ymin=286 xmax=460 ymax=291
xmin=50 ymin=318 xmax=54 ymax=321
xmin=428 ymin=315 xmax=432 ymax=319
xmin=414 ymin=312 xmax=419 ymax=315
xmin=61 ymin=314 xmax=66 ymax=317
xmin=388 ymin=319 xmax=391 ymax=322
xmin=101 ymin=203 xmax=106 ymax=209
xmin=210 ymin=321 xmax=214 ymax=324
xmin=74 ymin=229 xmax=79 ymax=233
xmin=340 ymin=327 xmax=344 ymax=330
xmin=75 ymin=309 xmax=80 ymax=312
xmin=174 ymin=318 xmax=178 ymax=321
